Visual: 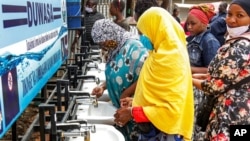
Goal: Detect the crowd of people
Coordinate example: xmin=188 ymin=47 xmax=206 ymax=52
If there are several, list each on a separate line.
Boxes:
xmin=71 ymin=0 xmax=250 ymax=140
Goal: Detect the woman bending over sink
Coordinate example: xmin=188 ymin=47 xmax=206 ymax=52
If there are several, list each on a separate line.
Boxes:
xmin=114 ymin=7 xmax=194 ymax=141
xmin=91 ymin=19 xmax=149 ymax=141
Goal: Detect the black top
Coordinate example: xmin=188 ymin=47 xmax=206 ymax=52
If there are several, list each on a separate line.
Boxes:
xmin=82 ymin=12 xmax=105 ymax=44
xmin=173 ymin=16 xmax=180 ymax=23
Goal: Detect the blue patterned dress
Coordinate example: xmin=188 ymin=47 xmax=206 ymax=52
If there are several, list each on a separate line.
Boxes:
xmin=91 ymin=19 xmax=149 ymax=141
xmin=105 ymin=39 xmax=148 ymax=141
xmin=105 ymin=39 xmax=148 ymax=108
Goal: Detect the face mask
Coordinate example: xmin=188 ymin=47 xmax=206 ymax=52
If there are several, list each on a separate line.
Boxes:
xmin=85 ymin=6 xmax=93 ymax=13
xmin=227 ymin=25 xmax=249 ymax=38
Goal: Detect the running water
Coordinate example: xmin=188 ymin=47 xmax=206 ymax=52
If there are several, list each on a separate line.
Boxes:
xmin=0 ymin=26 xmax=68 ymax=76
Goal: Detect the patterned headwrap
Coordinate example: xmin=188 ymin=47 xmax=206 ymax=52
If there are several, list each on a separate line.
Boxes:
xmin=189 ymin=3 xmax=215 ymax=25
xmin=91 ymin=19 xmax=136 ymax=63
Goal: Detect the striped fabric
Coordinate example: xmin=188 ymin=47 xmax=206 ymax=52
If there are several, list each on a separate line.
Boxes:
xmin=82 ymin=12 xmax=105 ymax=44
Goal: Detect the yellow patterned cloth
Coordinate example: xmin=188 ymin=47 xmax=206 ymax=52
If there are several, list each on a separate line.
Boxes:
xmin=133 ymin=7 xmax=194 ymax=141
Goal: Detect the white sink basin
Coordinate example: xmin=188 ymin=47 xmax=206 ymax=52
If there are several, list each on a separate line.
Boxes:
xmin=76 ymin=101 xmax=117 ymax=125
xmin=67 ymin=124 xmax=125 ymax=141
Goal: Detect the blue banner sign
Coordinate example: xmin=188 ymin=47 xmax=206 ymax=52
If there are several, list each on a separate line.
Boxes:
xmin=0 ymin=0 xmax=68 ymax=138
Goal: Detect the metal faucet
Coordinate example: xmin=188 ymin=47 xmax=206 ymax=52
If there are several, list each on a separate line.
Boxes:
xmin=83 ymin=124 xmax=96 ymax=141
xmin=84 ymin=130 xmax=90 ymax=141
xmin=75 ymin=95 xmax=98 ymax=107
xmin=61 ymin=120 xmax=96 ymax=141
xmin=60 ymin=130 xmax=91 ymax=141
xmin=91 ymin=95 xmax=98 ymax=108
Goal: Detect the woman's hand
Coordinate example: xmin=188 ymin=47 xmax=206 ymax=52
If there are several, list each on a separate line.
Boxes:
xmin=91 ymin=86 xmax=104 ymax=98
xmin=120 ymin=97 xmax=133 ymax=108
xmin=114 ymin=107 xmax=132 ymax=127
xmin=192 ymin=74 xmax=208 ymax=90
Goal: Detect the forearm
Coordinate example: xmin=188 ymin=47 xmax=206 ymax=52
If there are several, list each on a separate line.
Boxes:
xmin=99 ymin=81 xmax=106 ymax=90
xmin=191 ymin=66 xmax=208 ymax=74
xmin=120 ymin=81 xmax=137 ymax=99
xmin=192 ymin=78 xmax=203 ymax=90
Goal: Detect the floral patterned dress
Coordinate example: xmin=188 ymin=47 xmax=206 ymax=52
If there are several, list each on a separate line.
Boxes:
xmin=199 ymin=33 xmax=250 ymax=141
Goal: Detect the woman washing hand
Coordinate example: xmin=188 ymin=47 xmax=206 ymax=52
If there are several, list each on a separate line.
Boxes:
xmin=91 ymin=19 xmax=148 ymax=141
xmin=114 ymin=7 xmax=194 ymax=141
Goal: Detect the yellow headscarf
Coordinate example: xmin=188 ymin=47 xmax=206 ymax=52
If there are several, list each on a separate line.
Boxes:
xmin=133 ymin=7 xmax=194 ymax=140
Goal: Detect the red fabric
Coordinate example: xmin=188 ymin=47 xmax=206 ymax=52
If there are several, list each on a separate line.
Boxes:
xmin=189 ymin=8 xmax=209 ymax=25
xmin=132 ymin=106 xmax=150 ymax=122
xmin=181 ymin=21 xmax=190 ymax=36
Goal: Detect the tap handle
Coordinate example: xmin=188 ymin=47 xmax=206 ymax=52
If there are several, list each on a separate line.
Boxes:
xmin=66 ymin=119 xmax=88 ymax=125
xmin=56 ymin=123 xmax=80 ymax=131
xmin=61 ymin=131 xmax=85 ymax=137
